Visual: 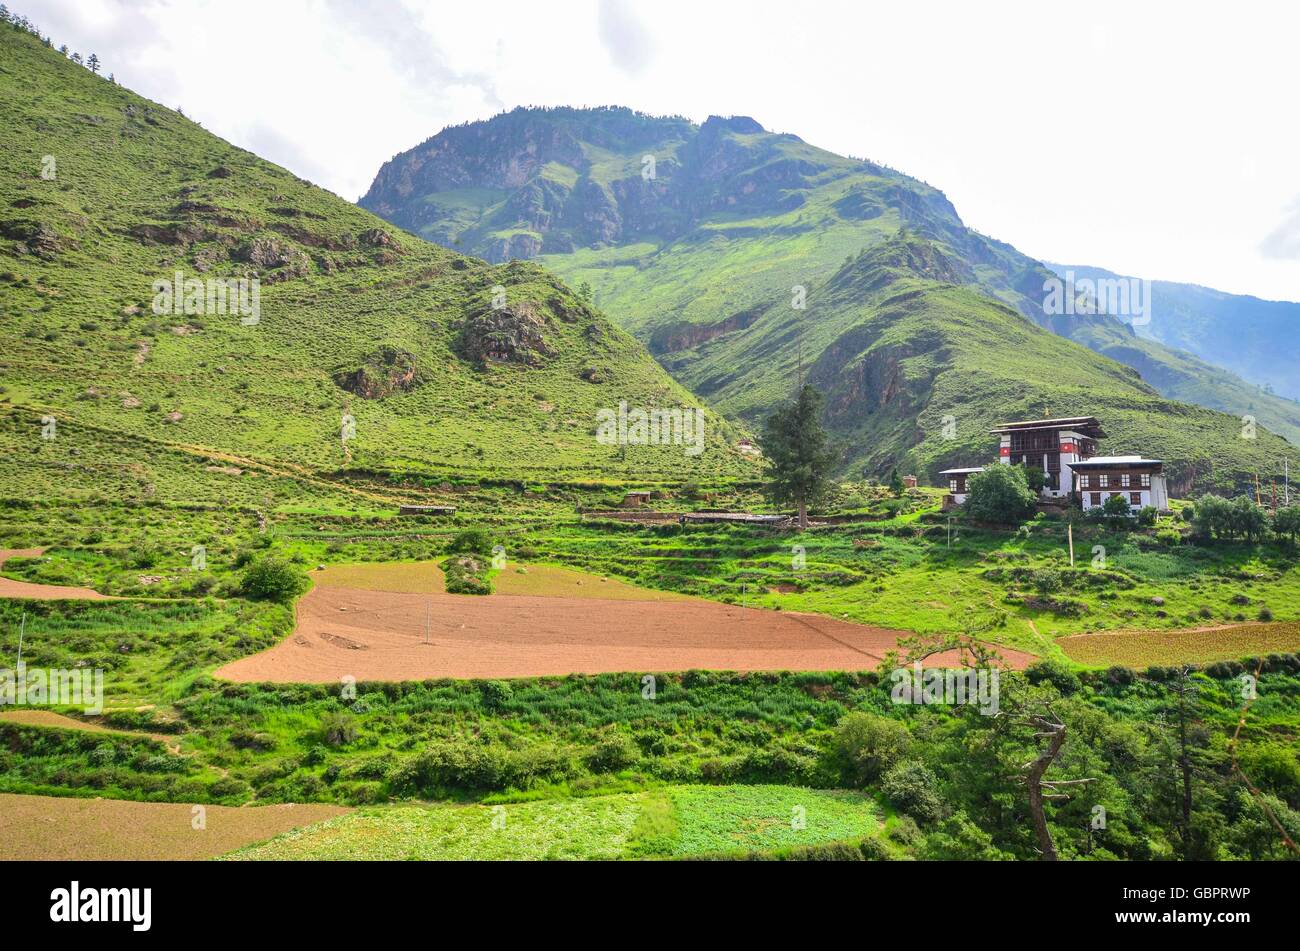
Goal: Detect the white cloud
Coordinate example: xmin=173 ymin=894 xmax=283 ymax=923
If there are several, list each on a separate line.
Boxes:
xmin=596 ymin=0 xmax=655 ymax=76
xmin=18 ymin=0 xmax=1300 ymax=301
xmin=1260 ymin=198 xmax=1300 ymax=261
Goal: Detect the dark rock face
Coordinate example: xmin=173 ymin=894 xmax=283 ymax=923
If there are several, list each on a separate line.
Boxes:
xmin=455 ymin=302 xmax=554 ymax=367
xmin=334 ymin=346 xmax=420 ymax=399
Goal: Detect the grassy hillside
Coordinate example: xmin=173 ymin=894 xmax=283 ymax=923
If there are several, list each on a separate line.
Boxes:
xmin=670 ymin=235 xmax=1295 ymax=491
xmin=365 ymin=106 xmax=1298 ymax=489
xmin=0 ymin=31 xmax=751 ymax=487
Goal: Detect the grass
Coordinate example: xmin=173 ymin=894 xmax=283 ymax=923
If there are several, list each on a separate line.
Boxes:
xmin=224 ymin=783 xmax=881 ymax=860
xmin=0 ymin=29 xmax=752 ymax=487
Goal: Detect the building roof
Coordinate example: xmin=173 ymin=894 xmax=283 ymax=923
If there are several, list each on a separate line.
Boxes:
xmin=1069 ymin=455 xmax=1163 ymax=468
xmin=939 ymin=467 xmax=985 ymax=475
xmin=990 ymin=416 xmax=1106 ymax=438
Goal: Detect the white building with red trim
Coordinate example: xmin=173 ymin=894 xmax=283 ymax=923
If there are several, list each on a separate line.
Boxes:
xmin=936 ymin=416 xmax=1172 ymax=513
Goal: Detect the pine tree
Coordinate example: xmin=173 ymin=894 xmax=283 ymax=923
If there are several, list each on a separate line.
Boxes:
xmin=761 ymin=384 xmax=834 ymax=530
xmin=87 ymin=53 xmax=100 ymax=73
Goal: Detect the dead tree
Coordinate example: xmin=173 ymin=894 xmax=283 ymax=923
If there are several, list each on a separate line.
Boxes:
xmin=1007 ymin=703 xmax=1094 ymax=861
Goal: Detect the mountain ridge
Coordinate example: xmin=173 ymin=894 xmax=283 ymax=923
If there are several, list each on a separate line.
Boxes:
xmin=360 ymin=105 xmax=1297 ymax=491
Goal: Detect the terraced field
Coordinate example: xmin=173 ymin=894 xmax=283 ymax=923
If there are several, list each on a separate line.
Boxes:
xmin=1059 ymin=621 xmax=1300 ymax=668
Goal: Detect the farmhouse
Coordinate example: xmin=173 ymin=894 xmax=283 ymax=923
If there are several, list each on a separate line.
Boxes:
xmin=991 ymin=416 xmax=1105 ymax=499
xmin=939 ymin=467 xmax=983 ymax=507
xmin=397 ymin=505 xmax=457 ymax=516
xmin=1071 ymin=456 xmax=1169 ymax=512
xmin=937 ymin=416 xmax=1172 ymax=513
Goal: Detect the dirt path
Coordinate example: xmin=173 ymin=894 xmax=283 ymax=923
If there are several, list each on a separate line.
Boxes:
xmin=0 ymin=793 xmax=347 ymax=861
xmin=0 ymin=549 xmax=110 ymax=600
xmin=216 ymin=582 xmax=1036 ymax=683
xmin=0 ymin=709 xmax=182 ymax=753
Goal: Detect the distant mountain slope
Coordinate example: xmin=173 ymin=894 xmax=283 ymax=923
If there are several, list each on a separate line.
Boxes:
xmin=0 ymin=32 xmax=749 ymax=487
xmin=672 ymin=233 xmax=1294 ymax=493
xmin=1048 ymin=263 xmax=1300 ymax=402
xmin=363 ymin=106 xmax=1298 ymax=485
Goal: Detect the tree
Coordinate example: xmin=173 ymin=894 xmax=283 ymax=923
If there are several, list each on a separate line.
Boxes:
xmin=240 ymin=556 xmax=310 ymax=603
xmin=1101 ymin=492 xmax=1134 ymax=526
xmin=86 ymin=52 xmax=100 ymax=73
xmin=887 ymin=467 xmax=905 ymax=496
xmin=761 ymin=383 xmax=834 ymax=530
xmin=1017 ymin=462 xmax=1048 ymax=493
xmin=964 ymin=464 xmax=1036 ymax=524
xmin=70 ymin=52 xmax=82 ymax=65
xmin=1274 ymin=505 xmax=1300 ymax=544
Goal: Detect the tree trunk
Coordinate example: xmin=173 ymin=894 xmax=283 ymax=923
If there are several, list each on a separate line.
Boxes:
xmin=1025 ymin=718 xmax=1067 ymax=861
xmin=797 ymin=497 xmax=808 ymax=531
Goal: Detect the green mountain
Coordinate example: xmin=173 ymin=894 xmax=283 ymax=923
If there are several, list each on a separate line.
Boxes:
xmin=0 ymin=32 xmax=750 ymax=490
xmin=363 ymin=107 xmax=1297 ymax=490
xmin=1048 ymin=262 xmax=1300 ymax=402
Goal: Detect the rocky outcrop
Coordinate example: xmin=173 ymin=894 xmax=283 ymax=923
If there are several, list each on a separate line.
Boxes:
xmin=455 ymin=302 xmax=554 ymax=366
xmin=334 ymin=347 xmax=420 ymax=399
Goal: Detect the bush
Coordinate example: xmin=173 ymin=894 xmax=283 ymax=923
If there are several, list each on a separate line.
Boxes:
xmin=881 ymin=760 xmax=945 ymax=823
xmin=1137 ymin=505 xmax=1159 ymax=527
xmin=240 ymin=556 xmax=309 ymax=602
xmin=831 ymin=712 xmax=912 ymax=785
xmin=1025 ymin=659 xmax=1081 ymax=695
xmin=448 ymin=529 xmax=493 ymax=555
xmin=320 ymin=712 xmax=356 ymax=747
xmin=965 ymin=465 xmax=1037 ymax=525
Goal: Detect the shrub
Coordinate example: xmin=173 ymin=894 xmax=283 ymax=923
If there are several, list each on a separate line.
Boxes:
xmin=321 ymin=712 xmax=356 ymax=747
xmin=240 ymin=556 xmax=309 ymax=602
xmin=831 ymin=711 xmax=912 ymax=785
xmin=1025 ymin=659 xmax=1081 ymax=695
xmin=1137 ymin=506 xmax=1159 ymax=527
xmin=583 ymin=730 xmax=639 ymax=773
xmin=881 ymin=760 xmax=945 ymax=823
xmin=448 ymin=529 xmax=493 ymax=555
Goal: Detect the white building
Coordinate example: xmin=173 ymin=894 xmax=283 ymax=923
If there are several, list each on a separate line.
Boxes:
xmin=990 ymin=416 xmax=1105 ymax=499
xmin=1071 ymin=456 xmax=1170 ymax=512
xmin=939 ymin=467 xmax=984 ymax=507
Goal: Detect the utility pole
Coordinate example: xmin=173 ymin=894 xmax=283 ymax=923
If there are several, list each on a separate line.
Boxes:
xmin=1068 ymin=522 xmax=1075 ymax=567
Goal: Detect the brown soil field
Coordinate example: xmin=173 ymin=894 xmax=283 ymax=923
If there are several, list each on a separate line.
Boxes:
xmin=216 ymin=564 xmax=1035 ymax=682
xmin=1059 ymin=620 xmax=1300 ymax=668
xmin=0 ymin=548 xmax=110 ymax=600
xmin=0 ymin=793 xmax=346 ymax=860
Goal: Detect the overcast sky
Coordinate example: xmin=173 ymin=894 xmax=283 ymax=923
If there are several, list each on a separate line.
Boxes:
xmin=22 ymin=0 xmax=1300 ymax=302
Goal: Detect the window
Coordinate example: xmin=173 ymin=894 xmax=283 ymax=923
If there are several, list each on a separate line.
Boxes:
xmin=1121 ymin=473 xmax=1131 ymax=487
xmin=949 ymin=479 xmax=959 ymax=493
xmin=1130 ymin=492 xmax=1142 ymax=506
xmin=1099 ymin=474 xmax=1109 ymax=488
xmin=1140 ymin=473 xmax=1151 ymax=487
xmin=1079 ymin=474 xmax=1091 ymax=489
xmin=1090 ymin=493 xmax=1101 ymax=506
